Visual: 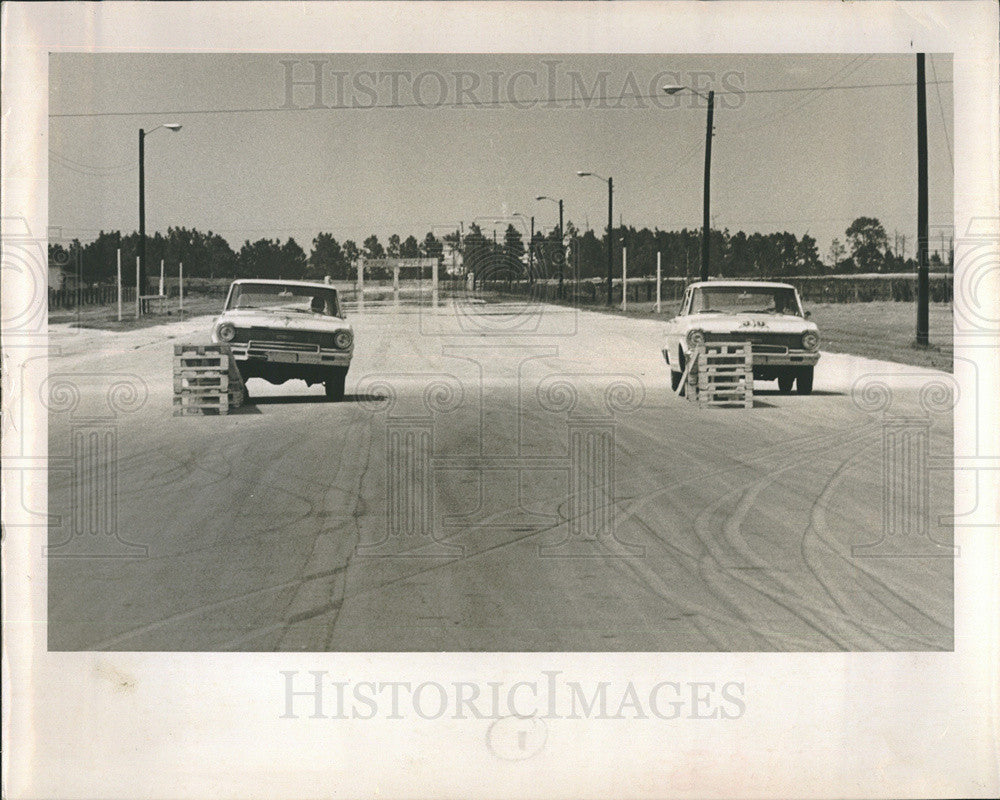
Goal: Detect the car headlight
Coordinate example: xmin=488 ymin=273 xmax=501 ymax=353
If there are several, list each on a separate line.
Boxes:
xmin=216 ymin=322 xmax=236 ymax=342
xmin=333 ymin=330 xmax=353 ymax=350
xmin=801 ymin=331 xmax=819 ymax=351
xmin=686 ymin=329 xmax=706 ymax=349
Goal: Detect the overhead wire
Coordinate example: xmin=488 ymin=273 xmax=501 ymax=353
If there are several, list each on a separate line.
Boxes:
xmin=49 ymin=79 xmax=953 ymax=118
xmin=928 ymin=54 xmax=954 ymax=169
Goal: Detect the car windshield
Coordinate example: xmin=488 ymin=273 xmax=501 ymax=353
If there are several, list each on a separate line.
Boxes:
xmin=227 ymin=283 xmax=342 ymax=317
xmin=688 ymin=285 xmax=802 ymax=316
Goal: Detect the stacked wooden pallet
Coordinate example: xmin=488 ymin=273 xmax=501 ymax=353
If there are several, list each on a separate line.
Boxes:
xmin=686 ymin=342 xmax=753 ymax=409
xmin=173 ymin=343 xmax=245 ymax=416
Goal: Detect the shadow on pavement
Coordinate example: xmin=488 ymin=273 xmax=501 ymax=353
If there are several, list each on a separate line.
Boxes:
xmin=752 ymin=389 xmax=846 ymax=397
xmin=247 ymin=393 xmax=387 ymax=406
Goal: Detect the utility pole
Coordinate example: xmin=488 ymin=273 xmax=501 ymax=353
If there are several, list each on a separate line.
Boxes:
xmin=529 ymin=215 xmax=535 ymax=281
xmin=662 ymin=83 xmax=716 ymax=281
xmin=916 ymin=53 xmax=930 ymax=346
xmin=607 ymin=176 xmax=614 ymax=305
xmin=138 ymin=123 xmax=182 ymax=298
xmin=138 ymin=129 xmax=146 ymax=296
xmin=701 ymin=89 xmax=715 ymax=281
xmin=557 ymin=198 xmax=564 ymax=296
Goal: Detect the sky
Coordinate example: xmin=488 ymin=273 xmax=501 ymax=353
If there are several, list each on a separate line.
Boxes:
xmin=49 ymin=53 xmax=954 ymax=262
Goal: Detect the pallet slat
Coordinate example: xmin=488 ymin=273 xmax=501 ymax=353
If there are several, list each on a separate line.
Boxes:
xmin=174 ymin=375 xmax=230 ymax=391
xmin=174 ymin=343 xmax=229 ymax=356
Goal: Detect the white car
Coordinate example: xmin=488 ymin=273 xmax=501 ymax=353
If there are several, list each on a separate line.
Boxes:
xmin=211 ymin=279 xmax=354 ymax=400
xmin=662 ymin=280 xmax=820 ymax=394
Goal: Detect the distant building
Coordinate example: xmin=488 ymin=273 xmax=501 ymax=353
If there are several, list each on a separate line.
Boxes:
xmin=442 ymin=244 xmax=464 ymax=276
xmin=48 ymin=263 xmax=82 ymax=291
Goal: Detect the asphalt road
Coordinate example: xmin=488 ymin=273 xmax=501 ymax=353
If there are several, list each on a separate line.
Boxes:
xmin=47 ymin=299 xmax=954 ymax=651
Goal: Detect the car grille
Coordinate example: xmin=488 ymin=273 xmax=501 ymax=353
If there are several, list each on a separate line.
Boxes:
xmin=232 ymin=327 xmax=333 ymax=348
xmin=247 ymin=340 xmax=321 ymax=353
xmin=704 ymin=332 xmax=803 ymax=352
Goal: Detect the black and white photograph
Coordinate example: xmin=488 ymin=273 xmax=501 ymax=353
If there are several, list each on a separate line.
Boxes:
xmin=44 ymin=49 xmax=959 ymax=653
xmin=3 ymin=2 xmax=998 ymax=798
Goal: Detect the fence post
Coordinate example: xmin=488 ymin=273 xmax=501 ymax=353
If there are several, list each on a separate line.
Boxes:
xmin=431 ymin=256 xmax=439 ymax=308
xmin=655 ymin=253 xmax=662 ymax=313
xmin=621 ymin=246 xmax=627 ymax=312
xmin=117 ymin=248 xmax=122 ymax=321
xmin=135 ymin=256 xmax=141 ymax=317
xmin=356 ymin=258 xmax=365 ymax=312
xmin=179 ymin=261 xmax=184 ymax=311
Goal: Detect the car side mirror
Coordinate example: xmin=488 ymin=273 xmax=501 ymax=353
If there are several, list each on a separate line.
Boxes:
xmin=804 ymin=310 xmax=811 ymax=319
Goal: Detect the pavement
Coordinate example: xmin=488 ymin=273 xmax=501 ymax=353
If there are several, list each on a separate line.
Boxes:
xmin=46 ymin=299 xmax=955 ymax=651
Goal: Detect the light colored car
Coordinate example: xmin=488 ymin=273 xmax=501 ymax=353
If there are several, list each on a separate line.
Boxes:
xmin=662 ymin=280 xmax=820 ymax=394
xmin=211 ymin=279 xmax=354 ymax=400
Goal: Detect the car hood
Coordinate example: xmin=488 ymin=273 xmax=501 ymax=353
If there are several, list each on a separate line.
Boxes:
xmin=674 ymin=312 xmax=817 ymax=334
xmin=216 ymin=308 xmax=353 ymax=333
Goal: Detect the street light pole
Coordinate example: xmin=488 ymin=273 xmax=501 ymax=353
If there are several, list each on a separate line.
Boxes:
xmin=535 ymin=195 xmax=565 ymax=294
xmin=701 ymin=90 xmax=714 ymax=281
xmin=577 ymin=171 xmax=614 ymax=305
xmin=662 ymin=85 xmax=715 ymax=281
xmin=138 ymin=123 xmax=182 ymax=299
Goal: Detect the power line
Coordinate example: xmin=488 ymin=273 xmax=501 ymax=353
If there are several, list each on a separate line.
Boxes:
xmin=49 ymin=80 xmax=953 ymax=118
xmin=49 ymin=148 xmax=136 ymax=176
xmin=928 ymin=54 xmax=954 ymax=168
xmin=727 ymin=55 xmax=874 ymax=137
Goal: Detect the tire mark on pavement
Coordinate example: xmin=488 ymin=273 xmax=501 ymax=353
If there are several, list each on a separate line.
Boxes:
xmin=278 ymin=417 xmax=375 ymax=651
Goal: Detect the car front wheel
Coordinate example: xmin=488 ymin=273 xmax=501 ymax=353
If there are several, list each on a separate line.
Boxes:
xmin=796 ymin=366 xmax=814 ymax=395
xmin=325 ymin=369 xmax=347 ymax=401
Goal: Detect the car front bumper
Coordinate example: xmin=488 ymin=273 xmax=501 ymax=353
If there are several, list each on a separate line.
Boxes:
xmin=667 ymin=345 xmax=820 ymax=369
xmin=229 ymin=343 xmax=352 ymax=368
xmin=750 ymin=350 xmax=820 ymax=367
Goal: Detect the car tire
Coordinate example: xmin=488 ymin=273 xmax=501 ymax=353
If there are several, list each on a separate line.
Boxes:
xmin=670 ymin=370 xmax=682 ymax=391
xmin=777 ymin=372 xmax=795 ymax=394
xmin=676 ymin=349 xmax=687 ymax=396
xmin=796 ymin=366 xmax=814 ymax=395
xmin=325 ymin=369 xmax=347 ymax=401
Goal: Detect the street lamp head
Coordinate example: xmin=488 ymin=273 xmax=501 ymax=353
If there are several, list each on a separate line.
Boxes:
xmin=535 ymin=195 xmax=547 ymax=201
xmin=661 ymin=85 xmax=685 ymax=95
xmin=163 ymin=123 xmax=183 ymax=131
xmin=576 ymin=171 xmax=590 ymax=177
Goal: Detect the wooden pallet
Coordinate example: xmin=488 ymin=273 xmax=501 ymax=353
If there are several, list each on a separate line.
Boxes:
xmin=173 ymin=343 xmax=246 ymax=416
xmin=173 ymin=373 xmax=230 ymax=392
xmin=687 ymin=342 xmax=753 ymax=409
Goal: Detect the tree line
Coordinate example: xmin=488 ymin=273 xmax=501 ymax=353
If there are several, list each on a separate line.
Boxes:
xmin=48 ymin=216 xmax=951 ymax=286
